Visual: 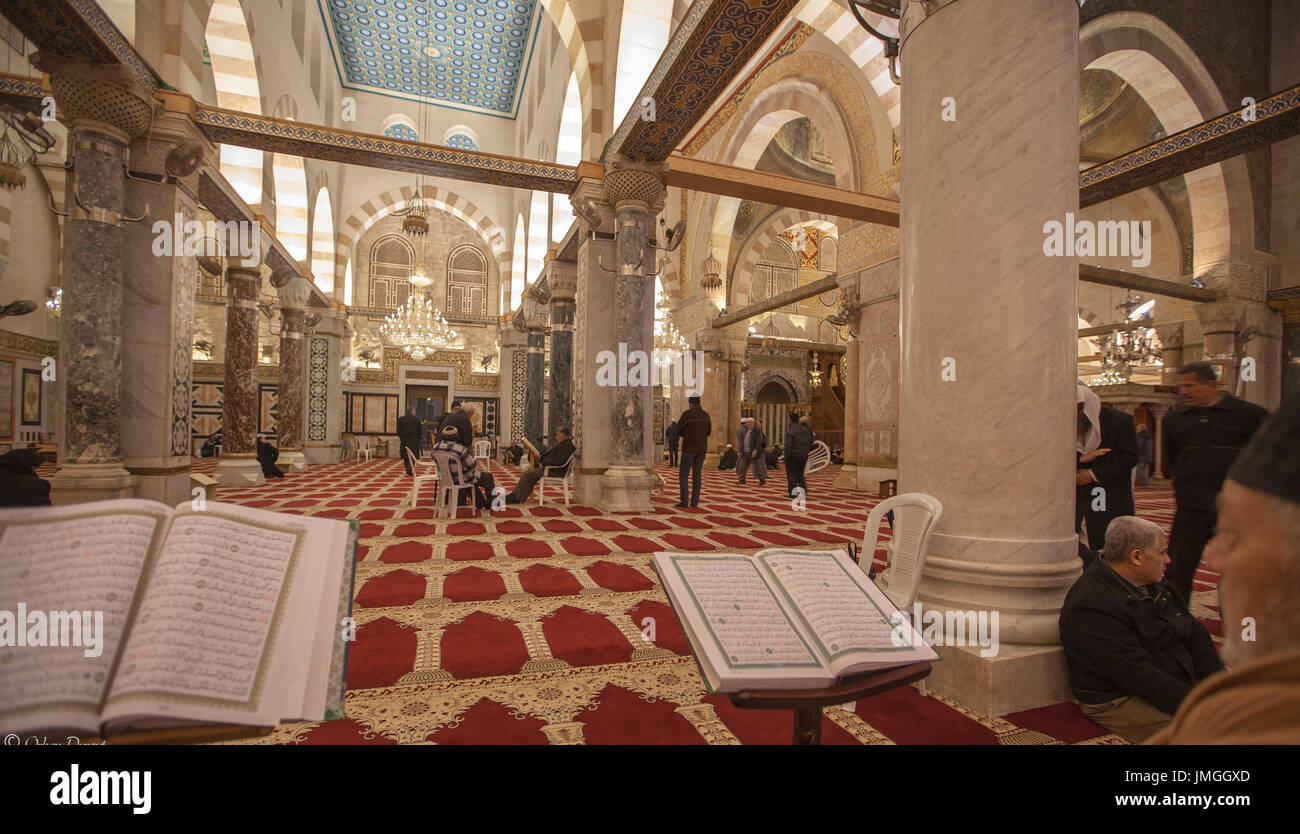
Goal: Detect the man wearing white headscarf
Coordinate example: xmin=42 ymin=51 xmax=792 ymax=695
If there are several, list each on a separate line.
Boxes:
xmin=1076 ymin=384 xmax=1139 ymax=559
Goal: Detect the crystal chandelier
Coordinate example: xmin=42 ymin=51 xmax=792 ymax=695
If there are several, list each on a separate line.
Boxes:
xmin=380 ymin=293 xmax=458 ymax=361
xmin=45 ymin=287 xmax=61 ymax=318
xmin=1090 ymin=369 xmax=1131 ymax=386
xmin=654 ymin=316 xmax=689 ymax=354
xmin=809 ymin=365 xmax=823 ymax=388
xmin=1095 ymin=295 xmax=1162 ymax=377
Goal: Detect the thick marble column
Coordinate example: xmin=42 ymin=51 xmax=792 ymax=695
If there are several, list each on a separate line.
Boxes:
xmin=855 ymin=257 xmax=901 ymax=488
xmin=120 ymin=112 xmax=212 ymax=504
xmin=214 ymin=265 xmax=265 ymax=485
xmin=570 ymin=185 xmax=618 ymax=505
xmin=547 ymin=263 xmax=577 ymax=433
xmin=35 ymin=55 xmax=156 ymax=503
xmin=598 ymin=158 xmax=665 ymax=511
xmin=304 ymin=307 xmax=349 ymax=465
xmin=833 ymin=283 xmax=863 ymax=489
xmin=522 ymin=291 xmax=548 ymax=442
xmin=275 ymin=275 xmax=313 ymax=472
xmin=895 ymin=0 xmax=1080 ymax=716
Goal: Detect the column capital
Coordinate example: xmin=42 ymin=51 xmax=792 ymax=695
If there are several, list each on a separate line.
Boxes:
xmin=543 ymin=260 xmax=577 ymax=301
xmin=30 ymin=51 xmax=158 ymax=142
xmin=1194 ymin=298 xmax=1249 ymax=335
xmin=276 ymin=276 xmax=315 ymax=312
xmin=603 ymin=154 xmax=667 ymax=214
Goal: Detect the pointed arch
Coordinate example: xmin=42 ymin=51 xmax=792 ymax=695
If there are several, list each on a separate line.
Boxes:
xmin=205 ymin=0 xmax=263 ymax=206
xmin=310 ymin=186 xmax=336 ymax=294
xmin=730 ymin=209 xmax=836 ymax=307
xmin=510 ymin=214 xmax=527 ymax=312
xmin=271 ymin=153 xmax=308 ymax=261
xmin=614 ymin=0 xmax=672 ymax=125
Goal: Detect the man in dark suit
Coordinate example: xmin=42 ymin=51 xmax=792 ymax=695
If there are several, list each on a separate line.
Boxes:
xmin=256 ymin=435 xmax=285 ymax=479
xmin=506 ymin=426 xmax=576 ymax=503
xmin=0 ymin=448 xmax=51 ymax=507
xmin=397 ymin=406 xmax=423 ymax=475
xmin=665 ymin=420 xmax=679 ymax=467
xmin=1076 ymin=384 xmax=1139 ymax=558
xmin=439 ymin=400 xmax=474 ymax=447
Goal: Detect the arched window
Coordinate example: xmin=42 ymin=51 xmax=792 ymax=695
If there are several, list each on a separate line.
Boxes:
xmin=614 ymin=0 xmax=672 ymax=123
xmin=446 ymin=245 xmax=488 ymax=316
xmin=552 ymin=73 xmax=581 ymax=243
xmin=206 ymin=0 xmax=263 ymax=206
xmin=310 ymin=186 xmax=335 ymax=294
xmin=370 ymin=234 xmax=414 ymax=310
xmin=526 ymin=190 xmax=548 ymax=285
xmin=383 ymin=123 xmax=418 ymax=141
xmin=509 ymin=214 xmax=526 ymax=311
xmin=818 ymin=236 xmax=837 ymax=271
xmin=752 ymin=238 xmax=798 ymax=311
xmin=272 ymin=153 xmax=309 ymax=260
xmin=446 ymin=133 xmax=478 ymax=150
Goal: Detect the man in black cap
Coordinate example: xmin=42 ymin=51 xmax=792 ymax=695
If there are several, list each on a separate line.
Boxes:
xmin=1162 ymin=361 xmax=1269 ymax=601
xmin=505 ymin=426 xmax=575 ymax=504
xmin=1150 ymin=395 xmax=1300 ymax=744
xmin=396 ymin=405 xmax=423 ymax=475
xmin=674 ymin=395 xmax=711 ymax=507
xmin=439 ymin=400 xmax=474 ymax=448
xmin=784 ymin=410 xmax=815 ymax=499
xmin=0 ymin=448 xmax=51 ymax=507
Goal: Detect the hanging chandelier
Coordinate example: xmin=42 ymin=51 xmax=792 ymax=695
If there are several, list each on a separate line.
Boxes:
xmin=700 ymin=252 xmax=722 ymax=291
xmin=392 ymin=29 xmax=434 ymax=237
xmin=654 ymin=317 xmax=689 ymax=353
xmin=380 ymin=293 xmax=458 ymax=361
xmin=45 ymin=287 xmax=61 ymax=318
xmin=1096 ymin=294 xmax=1162 ymax=375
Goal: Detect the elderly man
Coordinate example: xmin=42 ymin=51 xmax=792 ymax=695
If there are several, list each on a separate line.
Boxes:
xmin=505 ymin=426 xmax=575 ymax=504
xmin=439 ymin=400 xmax=475 ymax=447
xmin=1059 ymin=515 xmax=1223 ymax=743
xmin=431 ymin=424 xmax=497 ymax=510
xmin=1149 ymin=395 xmax=1300 ymax=743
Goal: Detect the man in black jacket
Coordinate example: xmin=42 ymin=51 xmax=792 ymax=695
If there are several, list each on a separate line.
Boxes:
xmin=439 ymin=401 xmax=475 ymax=448
xmin=1075 ymin=384 xmax=1139 ymax=557
xmin=256 ymin=435 xmax=285 ymax=479
xmin=396 ymin=406 xmax=423 ymax=475
xmin=505 ymin=426 xmax=576 ymax=503
xmin=1059 ymin=515 xmax=1223 ymax=742
xmin=784 ymin=411 xmax=814 ymax=498
xmin=675 ymin=395 xmax=711 ymax=507
xmin=1162 ymin=361 xmax=1270 ymax=601
xmin=665 ymin=420 xmax=678 ymax=467
xmin=0 ymin=448 xmax=51 ymax=507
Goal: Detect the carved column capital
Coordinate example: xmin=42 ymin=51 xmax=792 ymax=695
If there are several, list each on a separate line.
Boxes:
xmin=30 ymin=51 xmax=158 ymax=142
xmin=277 ymin=276 xmax=315 ymax=312
xmin=603 ymin=154 xmax=667 ymax=214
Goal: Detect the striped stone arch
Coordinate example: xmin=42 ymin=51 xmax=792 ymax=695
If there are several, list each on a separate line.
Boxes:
xmin=792 ymin=0 xmax=900 ymax=135
xmin=730 ymin=208 xmax=836 ymax=309
xmin=539 ymin=0 xmax=607 ymax=159
xmin=1079 ymin=11 xmax=1249 ymax=270
xmin=336 ymin=186 xmax=510 ymax=290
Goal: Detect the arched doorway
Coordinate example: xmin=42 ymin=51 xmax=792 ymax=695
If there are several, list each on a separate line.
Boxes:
xmin=755 ymin=380 xmax=792 ymax=444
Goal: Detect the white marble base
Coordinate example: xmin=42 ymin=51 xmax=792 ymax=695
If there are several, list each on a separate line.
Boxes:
xmin=304 ymin=444 xmax=342 ymax=465
xmin=925 ymin=643 xmax=1073 ymax=718
xmin=132 ymin=471 xmax=192 ymax=506
xmin=279 ymin=450 xmax=308 ymax=472
xmin=855 ymin=466 xmax=898 ymax=493
xmin=49 ymin=464 xmax=138 ymax=505
xmin=598 ymin=466 xmax=655 ymax=512
xmin=213 ymin=457 xmax=266 ymax=486
xmin=832 ymin=464 xmax=858 ymax=489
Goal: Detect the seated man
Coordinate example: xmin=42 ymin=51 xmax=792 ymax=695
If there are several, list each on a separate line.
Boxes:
xmin=0 ymin=448 xmax=51 ymax=507
xmin=431 ymin=424 xmax=497 ymax=510
xmin=507 ymin=441 xmax=524 ymax=465
xmin=256 ymin=435 xmax=285 ymax=479
xmin=1059 ymin=515 xmax=1223 ymax=742
xmin=717 ymin=444 xmax=738 ymax=470
xmin=506 ymin=426 xmax=575 ymax=504
xmin=765 ymin=443 xmax=781 ymax=469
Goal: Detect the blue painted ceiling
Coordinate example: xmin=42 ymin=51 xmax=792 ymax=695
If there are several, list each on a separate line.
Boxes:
xmin=318 ymin=0 xmax=541 ymax=119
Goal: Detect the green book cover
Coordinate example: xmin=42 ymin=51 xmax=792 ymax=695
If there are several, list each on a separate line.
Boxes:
xmin=324 ymin=520 xmax=360 ymax=722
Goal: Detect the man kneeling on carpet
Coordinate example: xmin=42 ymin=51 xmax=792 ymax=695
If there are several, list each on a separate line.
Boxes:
xmin=1059 ymin=515 xmax=1223 ymax=742
xmin=431 ymin=424 xmax=498 ymax=510
xmin=505 ymin=426 xmax=575 ymax=504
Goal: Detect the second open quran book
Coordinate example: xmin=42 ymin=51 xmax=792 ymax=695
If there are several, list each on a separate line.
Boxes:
xmin=652 ymin=548 xmax=938 ymax=693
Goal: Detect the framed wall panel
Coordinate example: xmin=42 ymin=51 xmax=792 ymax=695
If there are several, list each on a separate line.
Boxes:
xmin=0 ymin=357 xmax=13 ymax=442
xmin=21 ymin=368 xmax=41 ymax=425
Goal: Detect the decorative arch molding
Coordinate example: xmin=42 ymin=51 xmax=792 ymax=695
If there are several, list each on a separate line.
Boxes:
xmin=791 ymin=0 xmax=900 ymax=136
xmin=538 ymin=0 xmax=606 ymax=159
xmin=730 ymin=208 xmax=835 ymax=308
xmin=745 ymin=366 xmax=805 ymax=405
xmin=686 ymin=49 xmax=883 ymax=302
xmin=1080 ymin=11 xmax=1254 ymax=269
xmin=336 ymin=186 xmax=509 ymax=293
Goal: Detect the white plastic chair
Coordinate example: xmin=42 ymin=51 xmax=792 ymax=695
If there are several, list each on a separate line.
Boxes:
xmin=473 ymin=438 xmax=492 ymax=471
xmin=537 ymin=451 xmax=576 ymax=505
xmin=355 ymin=436 xmax=373 ymax=462
xmin=850 ymin=493 xmax=944 ymax=702
xmin=405 ymin=446 xmax=439 ymax=508
xmin=804 ymin=440 xmax=831 ymax=474
xmin=431 ymin=450 xmax=477 ymax=518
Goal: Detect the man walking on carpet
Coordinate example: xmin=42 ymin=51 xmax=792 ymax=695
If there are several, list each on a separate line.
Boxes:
xmin=675 ymin=395 xmax=711 ymax=508
xmin=397 ymin=406 xmax=423 ymax=475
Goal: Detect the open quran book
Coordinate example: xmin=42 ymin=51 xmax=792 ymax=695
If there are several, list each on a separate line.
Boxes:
xmin=653 ymin=548 xmax=938 ymax=694
xmin=0 ymin=499 xmax=358 ymax=742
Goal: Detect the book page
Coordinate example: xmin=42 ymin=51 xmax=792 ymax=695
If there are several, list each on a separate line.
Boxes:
xmin=101 ymin=505 xmax=309 ymax=729
xmin=654 ymin=553 xmax=827 ymax=691
xmin=757 ymin=549 xmax=936 ymax=677
xmin=295 ymin=515 xmax=351 ymax=723
xmin=0 ymin=501 xmax=170 ymax=735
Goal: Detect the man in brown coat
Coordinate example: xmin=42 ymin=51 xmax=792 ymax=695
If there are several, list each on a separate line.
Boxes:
xmin=1148 ymin=395 xmax=1300 ymax=744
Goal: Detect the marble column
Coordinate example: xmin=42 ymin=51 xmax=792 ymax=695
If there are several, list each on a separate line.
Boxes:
xmin=522 ymin=292 xmax=548 ymax=443
xmin=1276 ymin=294 xmax=1300 ymax=404
xmin=895 ymin=0 xmax=1080 ymax=716
xmin=214 ymin=265 xmax=265 ymax=485
xmin=597 ymin=157 xmax=666 ymax=511
xmin=120 ymin=111 xmax=212 ymax=504
xmin=855 ymin=257 xmax=901 ymax=488
xmin=275 ymin=275 xmax=313 ymax=472
xmin=547 ymin=262 xmax=577 ymax=433
xmin=499 ymin=326 xmax=528 ymax=445
xmin=833 ymin=282 xmax=863 ymax=489
xmin=34 ymin=54 xmax=157 ymax=504
xmin=304 ymin=307 xmax=349 ymax=464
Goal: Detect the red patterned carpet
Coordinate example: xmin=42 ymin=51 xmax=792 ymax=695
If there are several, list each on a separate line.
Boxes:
xmin=163 ymin=454 xmax=1217 ymax=745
